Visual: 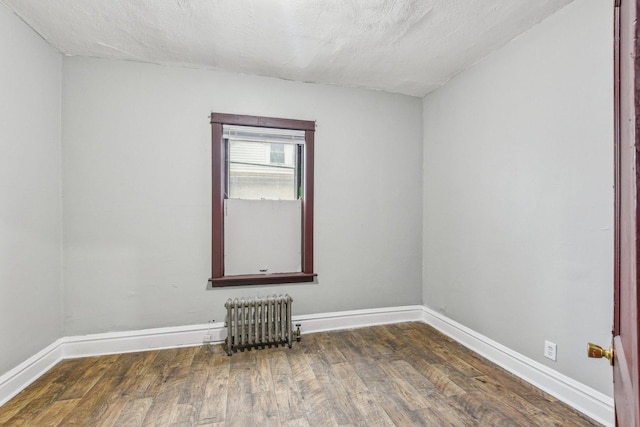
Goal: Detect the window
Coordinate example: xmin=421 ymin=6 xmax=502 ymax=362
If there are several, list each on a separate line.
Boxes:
xmin=209 ymin=113 xmax=316 ymax=287
xmin=269 ymin=143 xmax=285 ymax=164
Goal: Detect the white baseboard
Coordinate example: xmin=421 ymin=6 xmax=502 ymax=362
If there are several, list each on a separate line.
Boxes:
xmin=62 ymin=322 xmax=226 ymax=359
xmin=421 ymin=306 xmax=615 ymax=427
xmin=0 ymin=303 xmax=614 ymax=427
xmin=61 ymin=304 xmax=424 ymax=359
xmin=0 ymin=340 xmax=64 ymax=407
xmin=294 ymin=305 xmax=424 ymax=334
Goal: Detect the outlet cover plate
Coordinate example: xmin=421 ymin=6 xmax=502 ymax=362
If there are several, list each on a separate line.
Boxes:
xmin=544 ymin=340 xmax=557 ymax=361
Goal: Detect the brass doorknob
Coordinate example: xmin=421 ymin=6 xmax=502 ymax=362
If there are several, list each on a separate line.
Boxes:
xmin=587 ymin=343 xmax=614 ymax=365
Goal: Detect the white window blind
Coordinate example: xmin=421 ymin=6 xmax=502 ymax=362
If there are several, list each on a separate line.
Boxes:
xmin=223 ymin=125 xmax=305 ymax=145
xmin=224 ymin=199 xmax=302 ymax=275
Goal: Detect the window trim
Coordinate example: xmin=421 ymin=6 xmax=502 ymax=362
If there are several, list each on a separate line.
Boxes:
xmin=209 ymin=112 xmax=316 ymax=287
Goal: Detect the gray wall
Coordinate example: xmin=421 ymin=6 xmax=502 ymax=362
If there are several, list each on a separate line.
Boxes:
xmin=61 ymin=57 xmax=423 ymax=335
xmin=0 ymin=4 xmax=63 ymax=376
xmin=422 ymin=0 xmax=613 ymax=395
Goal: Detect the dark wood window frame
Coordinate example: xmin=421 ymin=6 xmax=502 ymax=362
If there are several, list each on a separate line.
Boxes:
xmin=209 ymin=112 xmax=317 ymax=287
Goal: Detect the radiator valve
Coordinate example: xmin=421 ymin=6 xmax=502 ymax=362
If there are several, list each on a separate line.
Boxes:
xmin=295 ymin=323 xmax=301 ymax=342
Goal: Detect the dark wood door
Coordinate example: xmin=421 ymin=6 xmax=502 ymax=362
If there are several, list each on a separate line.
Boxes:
xmin=613 ymin=1 xmax=640 ymax=425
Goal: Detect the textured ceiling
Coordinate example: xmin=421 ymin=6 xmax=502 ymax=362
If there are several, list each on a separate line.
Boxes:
xmin=2 ymin=0 xmax=572 ymax=96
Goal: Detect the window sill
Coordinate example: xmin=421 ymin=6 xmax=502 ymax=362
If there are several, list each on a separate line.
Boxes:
xmin=209 ymin=272 xmax=317 ymax=287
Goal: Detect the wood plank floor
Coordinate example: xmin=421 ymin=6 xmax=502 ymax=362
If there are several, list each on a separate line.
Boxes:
xmin=0 ymin=322 xmax=601 ymax=426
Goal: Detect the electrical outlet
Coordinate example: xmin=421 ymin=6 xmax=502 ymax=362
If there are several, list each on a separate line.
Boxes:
xmin=544 ymin=340 xmax=557 ymax=361
xmin=203 ymin=334 xmax=213 ymax=344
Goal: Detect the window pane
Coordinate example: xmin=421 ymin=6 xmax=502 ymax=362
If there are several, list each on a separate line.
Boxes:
xmin=228 ymin=140 xmax=298 ymax=200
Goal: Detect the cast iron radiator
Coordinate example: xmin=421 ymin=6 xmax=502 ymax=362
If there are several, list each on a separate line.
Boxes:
xmin=224 ymin=294 xmax=297 ymax=356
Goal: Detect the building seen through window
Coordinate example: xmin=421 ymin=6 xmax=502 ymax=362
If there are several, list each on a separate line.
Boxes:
xmin=226 ymin=126 xmax=303 ymax=201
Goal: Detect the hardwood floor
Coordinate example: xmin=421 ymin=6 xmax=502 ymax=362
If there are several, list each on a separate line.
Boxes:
xmin=0 ymin=322 xmax=601 ymax=426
